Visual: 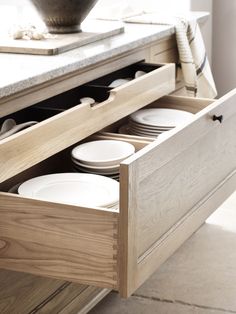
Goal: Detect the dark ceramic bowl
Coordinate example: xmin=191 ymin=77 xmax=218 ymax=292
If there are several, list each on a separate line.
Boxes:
xmin=29 ymin=0 xmax=99 ymax=33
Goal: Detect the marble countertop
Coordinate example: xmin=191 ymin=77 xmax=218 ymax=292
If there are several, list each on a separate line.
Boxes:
xmin=0 ymin=11 xmax=209 ymax=99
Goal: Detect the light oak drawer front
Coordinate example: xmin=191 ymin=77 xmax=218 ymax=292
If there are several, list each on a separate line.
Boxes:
xmin=0 ymin=62 xmax=175 ymax=183
xmin=118 ymin=90 xmax=236 ymax=296
xmin=1 ymin=89 xmax=236 ymax=298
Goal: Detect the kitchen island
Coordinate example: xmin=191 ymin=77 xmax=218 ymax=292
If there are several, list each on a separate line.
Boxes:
xmin=0 ymin=12 xmax=218 ymax=314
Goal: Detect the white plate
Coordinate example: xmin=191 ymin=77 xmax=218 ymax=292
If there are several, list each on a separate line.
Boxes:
xmin=129 ymin=125 xmax=165 ymax=135
xmin=129 ymin=120 xmax=174 ymax=130
xmin=130 ymin=108 xmax=194 ymax=127
xmin=118 ymin=124 xmax=155 ymax=139
xmin=71 ymin=140 xmax=135 ymax=166
xmin=72 ymin=166 xmax=120 ymax=180
xmin=71 ymin=157 xmax=120 ymax=172
xmin=129 ymin=130 xmax=157 ymax=138
xmin=72 ymin=163 xmax=119 ymax=175
xmin=18 ymin=173 xmax=119 ymax=208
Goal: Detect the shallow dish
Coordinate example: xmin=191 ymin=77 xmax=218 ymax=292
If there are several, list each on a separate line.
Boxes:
xmin=71 ymin=140 xmax=135 ymax=166
xmin=18 ymin=173 xmax=119 ymax=208
xmin=129 ymin=120 xmax=174 ymax=131
xmin=71 ymin=157 xmax=120 ymax=171
xmin=72 ymin=163 xmax=119 ymax=175
xmin=130 ymin=108 xmax=194 ymax=128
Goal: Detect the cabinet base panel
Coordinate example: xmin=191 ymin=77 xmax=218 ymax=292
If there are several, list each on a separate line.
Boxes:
xmin=0 ymin=269 xmax=110 ymax=314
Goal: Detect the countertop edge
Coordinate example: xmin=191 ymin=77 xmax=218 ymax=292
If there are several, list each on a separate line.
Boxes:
xmin=0 ymin=11 xmax=209 ymax=100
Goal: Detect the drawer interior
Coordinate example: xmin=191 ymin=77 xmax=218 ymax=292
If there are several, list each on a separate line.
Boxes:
xmin=86 ymin=62 xmax=161 ymax=88
xmin=0 ymin=61 xmax=164 ymax=126
xmin=0 ymin=133 xmax=150 ymax=194
xmin=0 ymin=132 xmax=152 ymax=291
xmin=0 ymin=85 xmax=110 ymax=126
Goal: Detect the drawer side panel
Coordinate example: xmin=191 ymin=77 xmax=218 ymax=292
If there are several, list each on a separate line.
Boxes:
xmin=0 ymin=193 xmax=118 ymax=289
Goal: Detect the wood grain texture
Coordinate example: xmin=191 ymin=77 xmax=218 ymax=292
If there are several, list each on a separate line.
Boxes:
xmin=0 ymin=270 xmax=64 ymax=314
xmin=33 ymin=284 xmax=110 ymax=314
xmin=148 ymin=95 xmax=213 ymax=113
xmin=58 ymin=287 xmax=110 ymax=314
xmin=0 ymin=192 xmax=118 ymax=289
xmin=149 ymin=36 xmax=177 ymax=59
xmin=0 ymin=269 xmax=110 ymax=314
xmin=118 ymin=89 xmax=236 ymax=297
xmin=137 ymin=168 xmax=236 ymax=287
xmin=0 ymin=63 xmax=175 ymax=183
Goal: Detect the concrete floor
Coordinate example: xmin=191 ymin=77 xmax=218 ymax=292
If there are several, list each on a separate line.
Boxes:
xmin=89 ymin=192 xmax=236 ymax=314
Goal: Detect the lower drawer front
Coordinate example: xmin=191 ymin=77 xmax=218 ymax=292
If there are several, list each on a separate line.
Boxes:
xmin=118 ymin=90 xmax=236 ymax=297
xmin=1 ymin=90 xmax=236 ymax=298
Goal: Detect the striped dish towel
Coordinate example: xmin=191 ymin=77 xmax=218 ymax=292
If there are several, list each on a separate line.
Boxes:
xmin=125 ymin=13 xmax=217 ymax=98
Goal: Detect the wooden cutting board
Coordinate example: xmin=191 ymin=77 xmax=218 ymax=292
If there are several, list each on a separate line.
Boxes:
xmin=0 ymin=20 xmax=124 ymax=55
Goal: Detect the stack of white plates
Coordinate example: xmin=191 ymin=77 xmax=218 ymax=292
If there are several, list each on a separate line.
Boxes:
xmin=71 ymin=140 xmax=135 ymax=180
xmin=119 ymin=108 xmax=194 ymax=138
xmin=18 ymin=173 xmax=119 ymax=209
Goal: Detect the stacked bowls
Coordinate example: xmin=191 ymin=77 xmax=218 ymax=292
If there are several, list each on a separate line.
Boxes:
xmin=71 ymin=139 xmax=135 ymax=180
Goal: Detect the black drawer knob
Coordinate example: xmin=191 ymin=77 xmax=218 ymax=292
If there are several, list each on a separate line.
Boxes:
xmin=212 ymin=114 xmax=223 ymax=123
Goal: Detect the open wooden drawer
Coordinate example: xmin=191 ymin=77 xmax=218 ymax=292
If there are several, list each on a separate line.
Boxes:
xmin=0 ymin=61 xmax=175 ymax=183
xmin=1 ymin=90 xmax=236 ymax=298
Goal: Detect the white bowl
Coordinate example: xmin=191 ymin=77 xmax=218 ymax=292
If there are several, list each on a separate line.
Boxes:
xmin=131 ymin=108 xmax=194 ymax=128
xmin=71 ymin=140 xmax=135 ymax=166
xmin=108 ymin=78 xmax=132 ymax=88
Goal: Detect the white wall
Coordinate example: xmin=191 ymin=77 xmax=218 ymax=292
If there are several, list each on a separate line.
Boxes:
xmin=190 ymin=0 xmax=213 ymax=64
xmin=90 ymin=0 xmax=191 ymax=19
xmin=212 ymin=0 xmax=236 ymax=97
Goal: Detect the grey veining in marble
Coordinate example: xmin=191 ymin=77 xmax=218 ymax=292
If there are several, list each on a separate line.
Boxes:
xmin=0 ymin=11 xmax=209 ymax=99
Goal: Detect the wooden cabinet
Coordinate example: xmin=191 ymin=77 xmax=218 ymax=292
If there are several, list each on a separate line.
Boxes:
xmin=0 ymin=33 xmax=236 ymax=311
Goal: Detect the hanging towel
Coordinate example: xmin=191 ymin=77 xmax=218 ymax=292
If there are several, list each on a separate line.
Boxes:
xmin=125 ymin=13 xmax=217 ymax=98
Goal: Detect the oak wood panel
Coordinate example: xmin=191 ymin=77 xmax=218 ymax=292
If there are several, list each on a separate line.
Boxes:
xmin=118 ymin=89 xmax=236 ymax=297
xmin=34 ymin=284 xmax=110 ymax=314
xmin=0 ymin=270 xmax=64 ymax=314
xmin=0 ymin=63 xmax=175 ymax=183
xmin=171 ymin=86 xmax=187 ymax=96
xmin=137 ymin=168 xmax=236 ymax=288
xmin=136 ymin=114 xmax=236 ymax=256
xmin=149 ymin=36 xmax=177 ymax=58
xmin=0 ymin=193 xmax=118 ymax=289
xmin=148 ymin=95 xmax=213 ymax=114
xmin=30 ymin=283 xmax=85 ymax=313
xmin=0 ymin=269 xmax=110 ymax=314
xmin=150 ymin=48 xmax=179 ymax=64
xmin=58 ymin=287 xmax=110 ymax=314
